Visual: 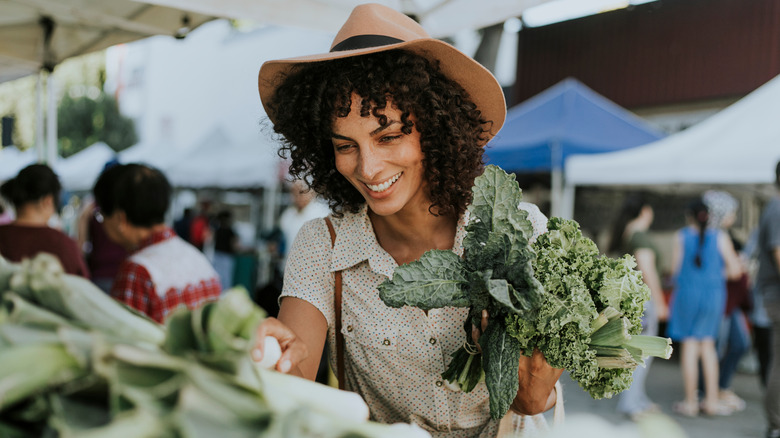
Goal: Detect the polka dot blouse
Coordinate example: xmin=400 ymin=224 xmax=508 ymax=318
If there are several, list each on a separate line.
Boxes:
xmin=280 ymin=202 xmax=548 ymax=437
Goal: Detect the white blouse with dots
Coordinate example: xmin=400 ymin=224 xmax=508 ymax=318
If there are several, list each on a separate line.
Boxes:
xmin=280 ymin=202 xmax=548 ymax=437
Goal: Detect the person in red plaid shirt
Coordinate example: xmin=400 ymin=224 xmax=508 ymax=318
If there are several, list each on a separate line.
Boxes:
xmin=93 ymin=163 xmax=221 ymax=323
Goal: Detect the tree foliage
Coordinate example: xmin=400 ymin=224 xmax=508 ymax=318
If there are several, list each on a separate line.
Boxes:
xmin=57 ymin=92 xmax=137 ymax=157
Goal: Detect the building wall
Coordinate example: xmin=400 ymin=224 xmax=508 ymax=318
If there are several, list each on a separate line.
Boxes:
xmin=513 ymin=0 xmax=780 ymax=113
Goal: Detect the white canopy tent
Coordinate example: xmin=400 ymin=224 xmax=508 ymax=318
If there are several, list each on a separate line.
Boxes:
xmin=0 ymin=0 xmax=219 ymax=164
xmin=163 ymin=128 xmax=278 ymax=189
xmin=0 ymin=145 xmax=37 ymax=181
xmin=54 ymin=141 xmax=116 ymax=192
xmin=562 ymin=73 xmax=780 ymax=218
xmin=137 ymin=0 xmax=551 ymax=39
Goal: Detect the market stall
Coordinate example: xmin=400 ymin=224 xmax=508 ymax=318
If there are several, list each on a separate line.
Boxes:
xmin=484 ymin=78 xmax=665 ymax=217
xmin=562 ymin=73 xmax=780 ymax=219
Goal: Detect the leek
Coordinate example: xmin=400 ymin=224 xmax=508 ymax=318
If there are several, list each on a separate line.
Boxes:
xmin=0 ymin=343 xmax=87 ymax=409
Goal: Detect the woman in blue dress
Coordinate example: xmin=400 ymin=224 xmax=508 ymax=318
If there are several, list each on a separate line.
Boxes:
xmin=668 ymin=199 xmax=742 ymax=417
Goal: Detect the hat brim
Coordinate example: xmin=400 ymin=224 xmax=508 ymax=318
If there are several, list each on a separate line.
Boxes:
xmin=258 ymin=38 xmax=506 ymax=139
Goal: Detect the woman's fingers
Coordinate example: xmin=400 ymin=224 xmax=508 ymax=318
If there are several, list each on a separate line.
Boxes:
xmin=252 ymin=317 xmax=309 ymax=373
xmin=470 ymin=309 xmax=491 ymax=353
xmin=512 ymin=348 xmax=564 ymax=415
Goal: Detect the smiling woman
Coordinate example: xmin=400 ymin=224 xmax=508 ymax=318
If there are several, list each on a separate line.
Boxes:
xmin=331 ymin=95 xmax=426 ymax=218
xmin=252 ymin=4 xmax=562 ymax=436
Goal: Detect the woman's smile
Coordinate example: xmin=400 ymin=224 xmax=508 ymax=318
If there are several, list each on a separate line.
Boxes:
xmin=365 ymin=171 xmax=403 ymax=193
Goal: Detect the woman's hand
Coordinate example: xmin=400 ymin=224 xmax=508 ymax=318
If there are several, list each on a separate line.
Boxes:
xmin=511 ymin=348 xmax=563 ymax=415
xmin=472 ymin=310 xmax=563 ymax=416
xmin=252 ymin=317 xmax=309 ymax=374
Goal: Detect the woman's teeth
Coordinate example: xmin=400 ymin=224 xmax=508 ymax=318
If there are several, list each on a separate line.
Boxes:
xmin=366 ymin=173 xmax=401 ymax=193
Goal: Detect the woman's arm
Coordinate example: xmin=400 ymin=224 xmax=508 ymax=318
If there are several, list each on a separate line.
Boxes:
xmin=254 ymin=296 xmax=328 ymax=379
xmin=634 ymin=248 xmax=668 ymax=321
xmin=670 ymin=231 xmax=683 ymax=278
xmin=718 ymin=230 xmax=743 ymax=280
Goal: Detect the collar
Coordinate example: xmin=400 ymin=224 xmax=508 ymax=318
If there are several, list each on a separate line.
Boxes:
xmin=134 ymin=226 xmax=176 ymax=253
xmin=329 ymin=205 xmax=469 ymax=279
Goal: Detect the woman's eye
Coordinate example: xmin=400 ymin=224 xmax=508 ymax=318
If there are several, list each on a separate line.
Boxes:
xmin=380 ymin=135 xmax=402 ymax=143
xmin=335 ymin=143 xmax=355 ymax=152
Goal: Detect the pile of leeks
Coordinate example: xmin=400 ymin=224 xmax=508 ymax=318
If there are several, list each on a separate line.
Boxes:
xmin=0 ymin=253 xmax=429 ymax=438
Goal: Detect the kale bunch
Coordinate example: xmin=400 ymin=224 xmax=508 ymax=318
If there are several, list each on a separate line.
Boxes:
xmin=378 ymin=166 xmax=671 ymax=419
xmin=506 ymin=217 xmax=670 ymax=400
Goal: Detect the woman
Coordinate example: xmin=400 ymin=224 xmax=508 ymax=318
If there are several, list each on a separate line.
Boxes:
xmin=0 ymin=163 xmax=89 ymax=277
xmin=667 ymin=198 xmax=742 ymax=417
xmin=608 ymin=194 xmax=668 ymax=421
xmin=702 ymin=190 xmax=751 ymax=411
xmin=253 ymin=4 xmax=561 ymax=436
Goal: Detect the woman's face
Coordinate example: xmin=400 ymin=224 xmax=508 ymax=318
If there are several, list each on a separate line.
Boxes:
xmin=331 ymin=94 xmax=427 ymax=217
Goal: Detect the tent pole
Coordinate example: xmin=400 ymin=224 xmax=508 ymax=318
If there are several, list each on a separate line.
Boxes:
xmin=36 ymin=70 xmax=45 ymax=162
xmin=550 ymin=140 xmax=563 ymax=217
xmin=46 ymin=74 xmax=58 ymax=165
xmin=551 ymin=167 xmax=562 ymax=217
xmin=561 ymin=183 xmax=575 ymax=220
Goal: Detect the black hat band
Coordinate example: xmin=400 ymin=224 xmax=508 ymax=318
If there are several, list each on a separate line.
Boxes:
xmin=330 ymin=35 xmax=404 ymax=52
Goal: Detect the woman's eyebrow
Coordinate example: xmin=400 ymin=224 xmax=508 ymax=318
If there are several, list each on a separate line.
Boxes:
xmin=370 ymin=120 xmax=400 ymax=136
xmin=331 ymin=120 xmax=401 ymax=140
xmin=331 ymin=133 xmax=353 ymax=141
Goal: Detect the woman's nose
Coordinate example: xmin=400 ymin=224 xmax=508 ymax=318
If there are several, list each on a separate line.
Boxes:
xmin=357 ymin=146 xmax=382 ymax=180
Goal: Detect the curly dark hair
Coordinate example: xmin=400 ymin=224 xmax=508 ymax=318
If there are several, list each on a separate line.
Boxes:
xmin=267 ymin=50 xmax=493 ymax=217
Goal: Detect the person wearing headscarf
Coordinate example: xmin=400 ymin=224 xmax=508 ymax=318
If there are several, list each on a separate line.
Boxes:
xmin=702 ymin=190 xmax=751 ymax=412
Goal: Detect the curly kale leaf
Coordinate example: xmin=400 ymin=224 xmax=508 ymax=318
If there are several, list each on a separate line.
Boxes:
xmin=594 ymin=255 xmax=650 ymax=332
xmin=378 ymin=250 xmax=469 ymax=310
xmin=586 ymin=368 xmax=635 ymax=399
xmin=507 ymin=216 xmax=654 ymax=399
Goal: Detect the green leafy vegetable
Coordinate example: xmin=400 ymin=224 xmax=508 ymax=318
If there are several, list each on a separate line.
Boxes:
xmin=379 ymin=165 xmax=672 ymax=418
xmin=380 ymin=166 xmax=544 ymax=419
xmin=0 ymin=254 xmax=431 ymax=438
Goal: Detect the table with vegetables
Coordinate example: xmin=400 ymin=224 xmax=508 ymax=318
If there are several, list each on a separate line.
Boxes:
xmin=0 ymin=165 xmax=671 ymax=437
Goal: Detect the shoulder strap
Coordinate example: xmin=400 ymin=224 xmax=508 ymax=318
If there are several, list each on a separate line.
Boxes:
xmin=323 ymin=217 xmax=345 ymax=390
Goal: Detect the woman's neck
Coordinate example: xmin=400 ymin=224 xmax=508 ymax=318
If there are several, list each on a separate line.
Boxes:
xmin=13 ymin=204 xmax=52 ymax=227
xmin=369 ymin=205 xmax=458 ymax=266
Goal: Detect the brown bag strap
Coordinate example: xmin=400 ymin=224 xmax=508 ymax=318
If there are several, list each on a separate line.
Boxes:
xmin=324 ymin=217 xmax=345 ymax=390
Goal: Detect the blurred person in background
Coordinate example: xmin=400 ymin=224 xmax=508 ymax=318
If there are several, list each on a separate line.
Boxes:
xmin=702 ymin=190 xmax=751 ymax=412
xmin=667 ymin=198 xmax=742 ymax=417
xmin=744 ymin=228 xmax=773 ymax=390
xmin=173 ymin=207 xmax=194 ymax=243
xmin=608 ymin=193 xmax=668 ymax=421
xmin=278 ymin=179 xmax=330 ymax=269
xmin=76 ymin=197 xmax=129 ymax=293
xmin=0 ymin=163 xmax=89 ymax=277
xmin=757 ymin=161 xmax=780 ymax=438
xmin=77 ymin=161 xmax=129 ymax=294
xmin=190 ymin=200 xmax=213 ymax=252
xmin=93 ymin=163 xmax=220 ymax=323
xmin=213 ymin=209 xmax=238 ymax=292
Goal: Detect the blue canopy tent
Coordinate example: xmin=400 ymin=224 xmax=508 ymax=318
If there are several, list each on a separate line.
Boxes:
xmin=484 ymin=77 xmax=666 ymax=217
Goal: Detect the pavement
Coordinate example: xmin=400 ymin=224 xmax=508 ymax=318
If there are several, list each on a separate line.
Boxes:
xmin=553 ymin=352 xmax=767 ymax=438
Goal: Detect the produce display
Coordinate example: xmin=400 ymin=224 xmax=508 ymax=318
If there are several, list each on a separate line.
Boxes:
xmin=379 ymin=165 xmax=672 ymax=419
xmin=0 ymin=254 xmax=430 ymax=438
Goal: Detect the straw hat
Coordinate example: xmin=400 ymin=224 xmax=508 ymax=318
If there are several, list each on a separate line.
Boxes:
xmin=257 ymin=3 xmax=506 ymax=138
